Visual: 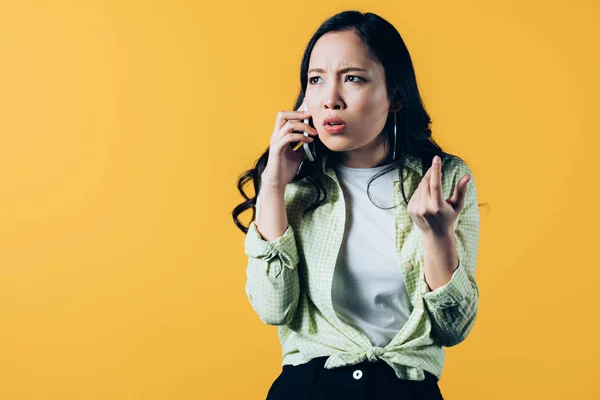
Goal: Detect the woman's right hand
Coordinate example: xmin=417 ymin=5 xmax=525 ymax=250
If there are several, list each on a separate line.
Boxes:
xmin=262 ymin=104 xmax=319 ymax=191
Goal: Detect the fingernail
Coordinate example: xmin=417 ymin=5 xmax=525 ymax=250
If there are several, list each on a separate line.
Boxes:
xmin=433 ymin=155 xmax=440 ymax=163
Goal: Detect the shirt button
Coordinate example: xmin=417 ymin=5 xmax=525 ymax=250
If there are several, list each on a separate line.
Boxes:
xmin=406 ymin=263 xmax=414 ymax=271
xmin=399 ymin=223 xmax=405 ymax=229
xmin=353 ymin=369 xmax=363 ymax=380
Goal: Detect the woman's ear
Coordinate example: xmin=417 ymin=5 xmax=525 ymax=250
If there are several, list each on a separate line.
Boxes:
xmin=389 ymin=90 xmax=403 ymax=112
xmin=390 ymin=102 xmax=403 ymax=112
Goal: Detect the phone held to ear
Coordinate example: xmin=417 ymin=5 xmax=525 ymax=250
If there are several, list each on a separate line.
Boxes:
xmin=291 ymin=103 xmax=317 ymax=162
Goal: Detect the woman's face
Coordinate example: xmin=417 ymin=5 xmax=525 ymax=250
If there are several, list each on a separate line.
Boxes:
xmin=304 ymin=30 xmax=393 ymax=166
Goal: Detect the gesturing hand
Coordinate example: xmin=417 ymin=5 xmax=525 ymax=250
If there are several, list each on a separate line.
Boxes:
xmin=407 ymin=155 xmax=471 ymax=237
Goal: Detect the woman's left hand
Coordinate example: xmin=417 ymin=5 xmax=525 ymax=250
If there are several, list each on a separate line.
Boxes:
xmin=407 ymin=155 xmax=471 ymax=237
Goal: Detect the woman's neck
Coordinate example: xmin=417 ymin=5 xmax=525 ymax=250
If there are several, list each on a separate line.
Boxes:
xmin=338 ymin=135 xmax=390 ymax=168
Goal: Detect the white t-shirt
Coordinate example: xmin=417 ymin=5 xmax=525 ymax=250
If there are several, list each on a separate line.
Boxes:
xmin=331 ymin=162 xmax=413 ymax=347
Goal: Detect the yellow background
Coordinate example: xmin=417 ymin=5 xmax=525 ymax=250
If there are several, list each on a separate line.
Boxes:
xmin=0 ymin=0 xmax=598 ymax=398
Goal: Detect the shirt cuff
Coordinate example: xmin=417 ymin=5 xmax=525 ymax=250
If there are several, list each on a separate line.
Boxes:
xmin=244 ymin=221 xmax=299 ymax=271
xmin=422 ymin=259 xmax=471 ymax=310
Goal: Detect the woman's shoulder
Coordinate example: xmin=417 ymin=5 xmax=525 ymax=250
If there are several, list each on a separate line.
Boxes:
xmin=442 ymin=154 xmax=474 ymax=178
xmin=283 ymin=174 xmax=325 ymax=209
xmin=440 ymin=154 xmax=478 ymax=201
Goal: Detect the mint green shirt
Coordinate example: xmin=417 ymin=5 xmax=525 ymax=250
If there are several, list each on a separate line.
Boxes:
xmin=244 ymin=153 xmax=480 ymax=381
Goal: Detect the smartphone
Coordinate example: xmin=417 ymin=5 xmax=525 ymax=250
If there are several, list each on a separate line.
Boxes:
xmin=291 ymin=103 xmax=317 ymax=162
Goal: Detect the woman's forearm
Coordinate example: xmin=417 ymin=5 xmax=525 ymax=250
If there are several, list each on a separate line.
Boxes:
xmin=256 ymin=185 xmax=288 ymax=241
xmin=422 ymin=230 xmax=459 ymax=291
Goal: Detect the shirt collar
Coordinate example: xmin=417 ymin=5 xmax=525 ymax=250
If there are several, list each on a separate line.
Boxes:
xmin=320 ymin=151 xmax=423 ymax=179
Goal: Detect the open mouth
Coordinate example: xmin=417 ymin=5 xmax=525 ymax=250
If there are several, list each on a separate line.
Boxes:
xmin=323 ymin=123 xmax=346 ymax=134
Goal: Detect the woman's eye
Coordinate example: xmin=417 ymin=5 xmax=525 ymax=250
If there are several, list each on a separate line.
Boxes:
xmin=346 ymin=75 xmax=365 ymax=82
xmin=308 ymin=75 xmax=365 ymax=84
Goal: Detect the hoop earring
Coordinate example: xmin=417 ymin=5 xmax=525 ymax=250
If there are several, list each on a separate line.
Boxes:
xmin=392 ymin=111 xmax=397 ymax=161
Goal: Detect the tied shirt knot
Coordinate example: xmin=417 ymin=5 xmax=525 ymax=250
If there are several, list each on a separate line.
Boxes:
xmin=366 ymin=346 xmax=385 ymax=362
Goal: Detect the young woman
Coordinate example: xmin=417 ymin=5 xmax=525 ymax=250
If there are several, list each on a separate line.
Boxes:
xmin=232 ymin=10 xmax=482 ymax=400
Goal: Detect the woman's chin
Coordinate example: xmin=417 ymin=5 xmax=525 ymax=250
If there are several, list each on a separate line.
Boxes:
xmin=319 ymin=137 xmax=351 ymax=152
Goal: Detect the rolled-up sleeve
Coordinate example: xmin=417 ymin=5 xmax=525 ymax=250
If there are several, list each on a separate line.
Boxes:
xmin=244 ymin=194 xmax=300 ymax=326
xmin=423 ymin=164 xmax=480 ymax=347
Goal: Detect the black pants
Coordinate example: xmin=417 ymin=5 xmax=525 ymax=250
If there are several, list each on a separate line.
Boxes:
xmin=266 ymin=356 xmax=444 ymax=399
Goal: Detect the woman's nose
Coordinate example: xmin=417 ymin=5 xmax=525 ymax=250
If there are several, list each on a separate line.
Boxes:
xmin=324 ymin=99 xmax=344 ymax=109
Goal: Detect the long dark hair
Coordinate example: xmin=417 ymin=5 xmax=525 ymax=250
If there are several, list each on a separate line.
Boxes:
xmin=233 ymin=10 xmax=479 ymax=234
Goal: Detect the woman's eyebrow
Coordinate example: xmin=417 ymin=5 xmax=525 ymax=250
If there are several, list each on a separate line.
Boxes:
xmin=307 ymin=67 xmax=369 ymax=74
